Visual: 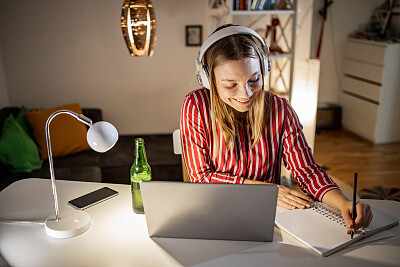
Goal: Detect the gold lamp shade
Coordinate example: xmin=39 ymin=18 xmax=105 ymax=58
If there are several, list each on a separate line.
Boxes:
xmin=121 ymin=0 xmax=157 ymax=57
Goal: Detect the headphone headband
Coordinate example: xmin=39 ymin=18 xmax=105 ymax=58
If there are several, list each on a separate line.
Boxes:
xmin=197 ymin=26 xmax=269 ymax=64
xmin=196 ymin=25 xmax=271 ymax=89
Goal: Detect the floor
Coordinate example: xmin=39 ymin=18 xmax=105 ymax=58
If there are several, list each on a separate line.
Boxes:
xmin=313 ymin=129 xmax=400 ymax=194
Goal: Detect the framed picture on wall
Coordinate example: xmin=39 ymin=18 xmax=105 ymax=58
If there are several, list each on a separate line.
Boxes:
xmin=186 ymin=25 xmax=202 ymax=46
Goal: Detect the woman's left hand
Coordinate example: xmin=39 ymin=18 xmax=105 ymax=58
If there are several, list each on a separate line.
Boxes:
xmin=340 ymin=201 xmax=373 ymax=234
xmin=277 ymin=185 xmax=314 ymax=210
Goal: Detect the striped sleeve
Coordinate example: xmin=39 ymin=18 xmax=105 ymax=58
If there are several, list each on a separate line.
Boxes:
xmin=281 ymin=99 xmax=340 ymax=201
xmin=180 ymin=91 xmax=244 ymax=184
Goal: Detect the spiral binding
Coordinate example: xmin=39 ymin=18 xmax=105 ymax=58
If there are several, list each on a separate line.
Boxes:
xmin=310 ymin=202 xmax=347 ymax=227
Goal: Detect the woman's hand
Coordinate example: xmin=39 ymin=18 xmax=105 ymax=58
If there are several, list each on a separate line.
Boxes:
xmin=322 ymin=189 xmax=373 ymax=234
xmin=243 ymin=179 xmax=313 ymax=209
xmin=277 ymin=185 xmax=313 ymax=210
xmin=340 ymin=201 xmax=373 ymax=234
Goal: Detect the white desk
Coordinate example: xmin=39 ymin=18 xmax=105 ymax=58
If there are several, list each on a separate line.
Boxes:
xmin=1 ymin=178 xmax=399 ymax=267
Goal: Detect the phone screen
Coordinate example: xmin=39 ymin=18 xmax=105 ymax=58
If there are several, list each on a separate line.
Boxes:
xmin=68 ymin=187 xmax=119 ymax=210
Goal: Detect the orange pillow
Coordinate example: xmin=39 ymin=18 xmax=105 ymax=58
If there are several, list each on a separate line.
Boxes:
xmin=25 ymin=103 xmax=91 ymax=159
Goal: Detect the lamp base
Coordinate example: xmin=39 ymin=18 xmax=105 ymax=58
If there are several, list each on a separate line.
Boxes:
xmin=45 ymin=210 xmax=91 ymax=238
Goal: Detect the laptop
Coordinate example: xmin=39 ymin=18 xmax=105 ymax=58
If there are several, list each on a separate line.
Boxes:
xmin=140 ymin=181 xmax=279 ymax=242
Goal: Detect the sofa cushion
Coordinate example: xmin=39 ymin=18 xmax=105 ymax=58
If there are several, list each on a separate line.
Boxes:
xmin=0 ymin=115 xmax=43 ymax=173
xmin=15 ymin=106 xmax=33 ymax=136
xmin=25 ymin=103 xmax=91 ymax=159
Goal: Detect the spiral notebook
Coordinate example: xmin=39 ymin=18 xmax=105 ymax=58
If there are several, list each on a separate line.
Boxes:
xmin=275 ymin=202 xmax=399 ymax=257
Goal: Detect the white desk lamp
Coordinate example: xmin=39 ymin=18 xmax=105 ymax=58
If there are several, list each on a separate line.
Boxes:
xmin=44 ymin=110 xmax=118 ymax=238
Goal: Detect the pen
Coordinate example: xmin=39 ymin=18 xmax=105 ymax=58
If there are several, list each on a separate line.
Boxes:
xmin=351 ymin=173 xmax=358 ymax=239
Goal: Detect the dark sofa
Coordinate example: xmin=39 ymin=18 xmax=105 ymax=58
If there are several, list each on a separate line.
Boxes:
xmin=0 ymin=107 xmax=183 ymax=191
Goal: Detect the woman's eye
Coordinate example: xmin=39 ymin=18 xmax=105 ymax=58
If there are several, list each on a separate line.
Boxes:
xmin=224 ymin=84 xmax=236 ymax=89
xmin=249 ymin=77 xmax=259 ymax=83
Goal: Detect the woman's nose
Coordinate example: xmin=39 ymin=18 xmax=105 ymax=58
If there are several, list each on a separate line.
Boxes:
xmin=238 ymin=84 xmax=253 ymax=98
xmin=246 ymin=84 xmax=254 ymax=97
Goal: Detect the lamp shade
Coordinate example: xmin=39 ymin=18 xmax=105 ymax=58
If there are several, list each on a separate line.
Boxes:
xmin=121 ymin=0 xmax=157 ymax=56
xmin=87 ymin=121 xmax=119 ymax=153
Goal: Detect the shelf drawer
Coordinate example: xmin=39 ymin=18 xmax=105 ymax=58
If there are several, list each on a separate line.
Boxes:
xmin=342 ymin=109 xmax=376 ymax=142
xmin=342 ymin=76 xmax=381 ymax=103
xmin=342 ymin=93 xmax=378 ymax=141
xmin=345 ymin=40 xmax=386 ymax=66
xmin=342 ymin=92 xmax=378 ymax=120
xmin=343 ymin=59 xmax=383 ymax=84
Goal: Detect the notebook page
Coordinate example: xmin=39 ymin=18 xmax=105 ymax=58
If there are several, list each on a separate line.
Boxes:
xmin=363 ymin=207 xmax=399 ymax=234
xmin=275 ymin=203 xmax=363 ymax=256
xmin=275 ymin=201 xmax=399 ymax=256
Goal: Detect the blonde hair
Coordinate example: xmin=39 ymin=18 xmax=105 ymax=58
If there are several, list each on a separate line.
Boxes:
xmin=204 ymin=28 xmax=271 ymax=159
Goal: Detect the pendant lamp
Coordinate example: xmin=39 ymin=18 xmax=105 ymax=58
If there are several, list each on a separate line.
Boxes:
xmin=121 ymin=0 xmax=157 ymax=56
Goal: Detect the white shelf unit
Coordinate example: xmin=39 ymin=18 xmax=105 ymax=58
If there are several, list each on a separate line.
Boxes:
xmin=205 ymin=0 xmax=298 ymax=101
xmin=341 ymin=37 xmax=400 ymax=144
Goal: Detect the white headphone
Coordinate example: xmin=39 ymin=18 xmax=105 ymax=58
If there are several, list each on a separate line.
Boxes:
xmin=196 ymin=25 xmax=271 ymax=89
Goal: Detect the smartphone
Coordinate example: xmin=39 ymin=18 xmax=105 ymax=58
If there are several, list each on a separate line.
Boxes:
xmin=68 ymin=187 xmax=119 ymax=210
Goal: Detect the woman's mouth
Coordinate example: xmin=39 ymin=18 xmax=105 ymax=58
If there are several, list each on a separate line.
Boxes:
xmin=233 ymin=97 xmax=251 ymax=103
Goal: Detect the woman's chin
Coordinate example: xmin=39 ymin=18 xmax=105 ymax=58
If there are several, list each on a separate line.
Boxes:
xmin=232 ymin=105 xmax=251 ymax=114
xmin=230 ymin=100 xmax=252 ymax=113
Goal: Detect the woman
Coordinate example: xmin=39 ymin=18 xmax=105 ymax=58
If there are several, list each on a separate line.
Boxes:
xmin=180 ymin=24 xmax=372 ymax=234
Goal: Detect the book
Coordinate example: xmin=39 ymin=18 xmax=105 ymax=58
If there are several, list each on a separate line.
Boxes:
xmin=239 ymin=0 xmax=247 ymax=10
xmin=275 ymin=201 xmax=399 ymax=257
xmin=251 ymin=0 xmax=260 ymax=10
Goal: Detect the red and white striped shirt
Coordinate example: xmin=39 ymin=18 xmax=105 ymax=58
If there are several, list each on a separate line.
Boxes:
xmin=180 ymin=88 xmax=339 ymax=201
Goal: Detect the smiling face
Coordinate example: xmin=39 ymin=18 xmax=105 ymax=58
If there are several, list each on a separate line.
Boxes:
xmin=214 ymin=58 xmax=263 ymax=115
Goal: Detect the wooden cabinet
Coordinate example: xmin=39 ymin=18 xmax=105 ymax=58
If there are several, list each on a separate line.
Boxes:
xmin=341 ymin=38 xmax=400 ymax=144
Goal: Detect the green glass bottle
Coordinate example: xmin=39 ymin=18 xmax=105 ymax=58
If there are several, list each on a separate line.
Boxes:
xmin=130 ymin=138 xmax=152 ymax=214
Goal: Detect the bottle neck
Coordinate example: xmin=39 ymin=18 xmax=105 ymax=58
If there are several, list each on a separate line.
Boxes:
xmin=134 ymin=140 xmax=148 ymax=165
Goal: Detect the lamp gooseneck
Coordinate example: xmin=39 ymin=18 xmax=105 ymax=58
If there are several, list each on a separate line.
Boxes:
xmin=45 ymin=110 xmax=93 ymax=221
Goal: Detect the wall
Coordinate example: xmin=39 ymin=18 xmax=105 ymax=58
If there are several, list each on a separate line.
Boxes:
xmin=0 ymin=0 xmax=386 ymax=134
xmin=316 ymin=0 xmax=383 ymax=104
xmin=0 ymin=44 xmax=9 ymax=108
xmin=0 ymin=0 xmax=205 ymax=134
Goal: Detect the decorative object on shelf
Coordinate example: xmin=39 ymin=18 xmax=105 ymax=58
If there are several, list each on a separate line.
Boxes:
xmin=278 ymin=0 xmax=293 ymax=10
xmin=265 ymin=16 xmax=284 ymax=53
xmin=186 ymin=25 xmax=203 ymax=47
xmin=352 ymin=0 xmax=400 ymax=42
xmin=264 ymin=15 xmax=291 ymax=96
xmin=368 ymin=9 xmax=391 ymax=36
xmin=121 ymin=0 xmax=157 ymax=56
xmin=233 ymin=0 xmax=292 ymax=11
xmin=45 ymin=110 xmax=118 ymax=238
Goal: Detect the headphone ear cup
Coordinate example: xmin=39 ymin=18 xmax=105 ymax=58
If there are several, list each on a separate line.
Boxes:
xmin=199 ymin=64 xmax=211 ymax=89
xmin=261 ymin=54 xmax=269 ymax=77
xmin=263 ymin=55 xmax=268 ymax=77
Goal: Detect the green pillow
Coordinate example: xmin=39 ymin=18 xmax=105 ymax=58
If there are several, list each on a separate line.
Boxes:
xmin=0 ymin=114 xmax=42 ymax=173
xmin=16 ymin=105 xmax=33 ymax=136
